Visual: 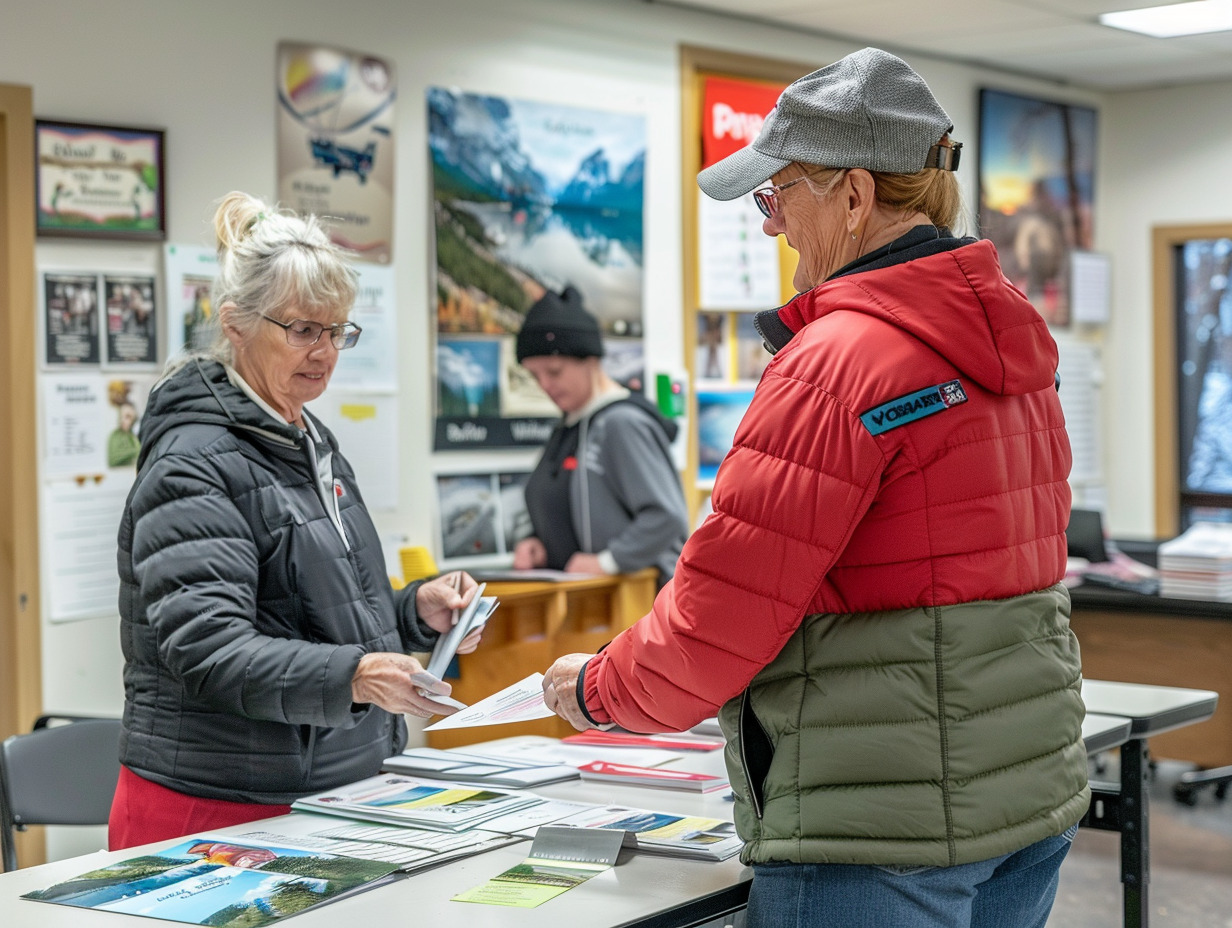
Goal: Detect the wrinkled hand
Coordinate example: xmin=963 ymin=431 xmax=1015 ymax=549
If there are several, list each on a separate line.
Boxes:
xmin=416 ymin=571 xmax=479 ymax=636
xmin=513 ymin=537 xmax=547 ymax=570
xmin=543 ymin=652 xmax=598 ymax=731
xmin=351 ymin=652 xmax=459 ymax=718
xmin=564 ymin=552 xmax=604 ymax=575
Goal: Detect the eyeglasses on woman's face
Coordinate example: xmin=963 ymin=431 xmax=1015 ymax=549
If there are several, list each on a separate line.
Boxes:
xmin=752 ymin=167 xmax=833 ymax=219
xmin=261 ymin=314 xmax=362 ymax=350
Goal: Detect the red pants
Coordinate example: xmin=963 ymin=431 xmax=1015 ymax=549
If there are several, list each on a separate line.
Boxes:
xmin=108 ymin=765 xmax=291 ymax=850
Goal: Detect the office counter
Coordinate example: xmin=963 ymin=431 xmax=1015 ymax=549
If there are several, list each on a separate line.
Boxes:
xmin=1069 ymin=583 xmax=1232 ymax=768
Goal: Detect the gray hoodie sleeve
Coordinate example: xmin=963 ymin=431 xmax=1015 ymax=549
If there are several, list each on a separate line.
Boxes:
xmin=586 ymin=405 xmax=689 ymax=575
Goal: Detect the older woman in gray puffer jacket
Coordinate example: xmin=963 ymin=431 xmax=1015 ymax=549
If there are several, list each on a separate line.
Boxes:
xmin=110 ymin=191 xmax=482 ymax=850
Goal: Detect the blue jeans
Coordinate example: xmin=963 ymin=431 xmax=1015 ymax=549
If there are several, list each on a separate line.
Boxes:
xmin=746 ymin=825 xmax=1078 ymax=928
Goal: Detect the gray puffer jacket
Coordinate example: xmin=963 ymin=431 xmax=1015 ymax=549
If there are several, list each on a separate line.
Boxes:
xmin=117 ymin=359 xmax=436 ymax=804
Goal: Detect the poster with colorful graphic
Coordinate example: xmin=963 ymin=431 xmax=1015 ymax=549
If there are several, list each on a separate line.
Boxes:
xmin=697 ymin=76 xmax=783 ymax=311
xmin=277 ymin=42 xmax=396 ymax=264
xmin=978 ymin=88 xmax=1097 ymax=327
xmin=428 ymin=87 xmax=646 ymax=448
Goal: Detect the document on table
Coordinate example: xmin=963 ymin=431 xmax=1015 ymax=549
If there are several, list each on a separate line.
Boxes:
xmin=424 ymin=673 xmax=556 ymax=731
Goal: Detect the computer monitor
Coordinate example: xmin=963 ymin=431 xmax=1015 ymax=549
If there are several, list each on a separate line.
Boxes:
xmin=1066 ymin=508 xmax=1109 ymax=563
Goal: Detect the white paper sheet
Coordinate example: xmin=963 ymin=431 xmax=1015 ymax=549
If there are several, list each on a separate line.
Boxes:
xmin=42 ymin=475 xmax=132 ymax=622
xmin=424 ymin=673 xmax=556 ymax=731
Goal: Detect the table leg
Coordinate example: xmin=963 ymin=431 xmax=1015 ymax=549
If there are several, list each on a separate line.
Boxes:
xmin=1120 ymin=739 xmax=1150 ymax=928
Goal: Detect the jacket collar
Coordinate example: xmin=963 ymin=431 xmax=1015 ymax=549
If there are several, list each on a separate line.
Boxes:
xmin=753 ymin=225 xmax=971 ymax=355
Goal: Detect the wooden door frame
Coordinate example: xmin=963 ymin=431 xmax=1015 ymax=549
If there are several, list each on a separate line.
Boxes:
xmin=0 ymin=86 xmax=42 ymax=738
xmin=678 ymin=46 xmax=816 ymax=524
xmin=1151 ymin=222 xmax=1232 ymax=537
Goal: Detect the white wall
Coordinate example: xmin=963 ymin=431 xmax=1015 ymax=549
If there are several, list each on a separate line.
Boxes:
xmin=1099 ymin=79 xmax=1232 ymax=538
xmin=6 ymin=0 xmax=1194 ymax=857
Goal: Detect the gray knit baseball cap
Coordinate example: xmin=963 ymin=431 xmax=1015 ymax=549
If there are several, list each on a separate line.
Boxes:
xmin=698 ymin=47 xmax=956 ymax=201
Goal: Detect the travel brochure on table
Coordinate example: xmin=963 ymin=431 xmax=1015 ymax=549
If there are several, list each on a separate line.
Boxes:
xmin=291 ymin=773 xmax=541 ymax=831
xmin=453 ymin=825 xmax=627 ymax=909
xmin=21 ymin=835 xmax=399 ymax=926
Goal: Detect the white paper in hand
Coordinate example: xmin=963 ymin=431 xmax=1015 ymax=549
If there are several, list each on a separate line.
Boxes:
xmin=424 ymin=673 xmax=556 ymax=731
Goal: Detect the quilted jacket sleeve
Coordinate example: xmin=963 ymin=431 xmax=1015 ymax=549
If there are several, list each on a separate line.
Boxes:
xmin=130 ymin=452 xmax=367 ymax=729
xmin=583 ymin=365 xmax=887 ymax=732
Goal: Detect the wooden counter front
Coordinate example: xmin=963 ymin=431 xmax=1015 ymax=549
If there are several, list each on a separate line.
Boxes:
xmin=427 ymin=569 xmax=657 ymax=748
xmin=1069 ymin=586 xmax=1232 ymax=769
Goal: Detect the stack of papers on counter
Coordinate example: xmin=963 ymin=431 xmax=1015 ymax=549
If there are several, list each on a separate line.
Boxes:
xmin=578 ymin=760 xmax=729 ymax=793
xmin=382 ymin=746 xmax=580 ymax=787
xmin=1158 ymin=522 xmax=1232 ymax=601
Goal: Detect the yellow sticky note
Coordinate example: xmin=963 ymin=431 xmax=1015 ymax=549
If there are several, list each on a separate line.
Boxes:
xmin=339 ymin=403 xmax=377 ymax=421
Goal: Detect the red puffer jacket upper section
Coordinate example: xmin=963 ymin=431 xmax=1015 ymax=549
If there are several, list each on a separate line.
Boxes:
xmin=584 ymin=238 xmax=1073 ymax=733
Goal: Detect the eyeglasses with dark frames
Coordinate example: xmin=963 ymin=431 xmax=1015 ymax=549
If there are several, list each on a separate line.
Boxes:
xmin=261 ymin=314 xmax=363 ymax=350
xmin=752 ymin=167 xmax=834 ymax=219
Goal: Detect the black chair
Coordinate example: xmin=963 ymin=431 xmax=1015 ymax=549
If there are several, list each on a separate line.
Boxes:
xmin=0 ymin=715 xmax=122 ymax=871
xmin=1173 ymin=764 xmax=1232 ymax=805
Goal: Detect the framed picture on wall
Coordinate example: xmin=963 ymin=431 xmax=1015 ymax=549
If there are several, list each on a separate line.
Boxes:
xmin=35 ymin=119 xmax=166 ymax=240
xmin=434 ymin=470 xmax=533 ymax=569
xmin=977 ymin=89 xmax=1096 ymax=327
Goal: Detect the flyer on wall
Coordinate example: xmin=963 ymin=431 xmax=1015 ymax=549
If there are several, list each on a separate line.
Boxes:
xmin=276 ymin=42 xmax=396 ymax=265
xmin=42 ymin=271 xmax=101 ymax=366
xmin=103 ymin=273 xmax=158 ymax=367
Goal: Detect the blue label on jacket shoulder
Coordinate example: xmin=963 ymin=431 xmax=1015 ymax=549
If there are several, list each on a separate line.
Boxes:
xmin=859 ymin=380 xmax=968 ymax=435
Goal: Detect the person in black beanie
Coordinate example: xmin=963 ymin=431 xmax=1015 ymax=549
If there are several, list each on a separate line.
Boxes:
xmin=513 ymin=285 xmax=688 ymax=584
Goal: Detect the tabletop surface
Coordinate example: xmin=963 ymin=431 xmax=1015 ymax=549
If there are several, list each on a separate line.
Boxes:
xmin=0 ymin=736 xmax=749 ymax=928
xmin=1082 ymin=678 xmax=1220 ymax=735
xmin=0 ymin=687 xmax=1211 ymax=926
xmin=1081 ymin=713 xmax=1133 ymax=755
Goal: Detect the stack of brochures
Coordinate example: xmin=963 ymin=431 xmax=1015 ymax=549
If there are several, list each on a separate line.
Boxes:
xmin=291 ymin=774 xmax=543 ymax=832
xmin=538 ymin=805 xmax=743 ymax=861
xmin=562 ymin=730 xmax=725 ymax=752
xmin=426 ymin=583 xmax=498 ymax=678
xmin=382 ymin=746 xmax=580 ymax=787
xmin=577 ymin=760 xmax=729 ymax=793
xmin=22 ymin=834 xmax=400 ymax=925
xmin=1158 ymin=521 xmax=1232 ymax=601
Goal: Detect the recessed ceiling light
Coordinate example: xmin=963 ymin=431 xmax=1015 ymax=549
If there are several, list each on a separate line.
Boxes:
xmin=1101 ymin=0 xmax=1232 ymax=37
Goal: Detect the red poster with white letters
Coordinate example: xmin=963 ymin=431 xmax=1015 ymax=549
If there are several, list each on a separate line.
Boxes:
xmin=700 ymin=76 xmax=785 ymax=168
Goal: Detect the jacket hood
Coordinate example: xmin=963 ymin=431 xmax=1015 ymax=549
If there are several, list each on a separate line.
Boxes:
xmin=137 ymin=359 xmax=305 ymax=468
xmin=619 ymin=391 xmax=680 ymax=444
xmin=769 ymin=236 xmax=1058 ymax=396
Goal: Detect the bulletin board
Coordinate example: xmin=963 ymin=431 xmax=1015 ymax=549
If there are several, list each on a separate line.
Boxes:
xmin=679 ymin=46 xmax=817 ymax=523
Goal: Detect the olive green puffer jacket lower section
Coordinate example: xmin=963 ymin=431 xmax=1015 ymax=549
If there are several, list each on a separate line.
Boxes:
xmin=718 ymin=584 xmax=1090 ymax=867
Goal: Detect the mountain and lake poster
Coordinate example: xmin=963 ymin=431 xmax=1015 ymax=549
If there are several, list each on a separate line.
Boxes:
xmin=428 ymin=88 xmax=646 ymax=449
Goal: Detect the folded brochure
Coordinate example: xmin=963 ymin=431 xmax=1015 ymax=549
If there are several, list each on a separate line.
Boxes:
xmin=426 ymin=583 xmax=498 ymax=679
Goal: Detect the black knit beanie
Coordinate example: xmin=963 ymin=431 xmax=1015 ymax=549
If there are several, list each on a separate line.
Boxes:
xmin=515 ymin=285 xmax=605 ymax=362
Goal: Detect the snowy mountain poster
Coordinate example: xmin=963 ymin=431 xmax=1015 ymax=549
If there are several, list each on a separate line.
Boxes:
xmin=428 ymin=87 xmax=646 ymax=449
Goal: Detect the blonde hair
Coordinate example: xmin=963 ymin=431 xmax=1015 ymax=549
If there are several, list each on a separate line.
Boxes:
xmin=869 ymin=168 xmax=964 ymax=232
xmin=167 ymin=191 xmax=358 ymax=372
xmin=799 ymin=144 xmax=966 ymax=234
